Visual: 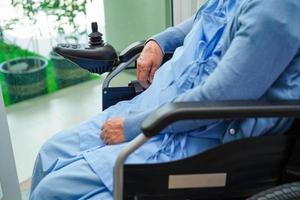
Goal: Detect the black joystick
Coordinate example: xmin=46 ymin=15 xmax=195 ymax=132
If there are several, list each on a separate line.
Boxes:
xmin=88 ymin=22 xmax=104 ymax=46
xmin=53 ymin=22 xmax=118 ymax=74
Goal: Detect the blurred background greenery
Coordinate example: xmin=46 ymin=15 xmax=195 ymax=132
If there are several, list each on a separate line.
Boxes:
xmin=0 ymin=0 xmax=173 ymax=106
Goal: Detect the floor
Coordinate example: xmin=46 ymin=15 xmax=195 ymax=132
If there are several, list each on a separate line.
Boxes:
xmin=2 ymin=71 xmax=135 ymax=199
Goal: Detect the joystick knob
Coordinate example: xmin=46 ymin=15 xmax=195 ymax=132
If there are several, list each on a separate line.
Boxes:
xmin=88 ymin=22 xmax=104 ymax=46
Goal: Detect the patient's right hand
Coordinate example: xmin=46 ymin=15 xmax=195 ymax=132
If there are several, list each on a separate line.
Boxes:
xmin=137 ymin=40 xmax=163 ymax=88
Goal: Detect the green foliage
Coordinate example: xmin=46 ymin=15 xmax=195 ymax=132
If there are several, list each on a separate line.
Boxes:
xmin=0 ymin=18 xmax=19 ymax=31
xmin=0 ymin=41 xmax=34 ymax=59
xmin=0 ymin=18 xmax=19 ymax=41
xmin=11 ymin=0 xmax=92 ymax=34
xmin=0 ymin=0 xmax=92 ymax=58
xmin=0 ymin=1 xmax=96 ymax=106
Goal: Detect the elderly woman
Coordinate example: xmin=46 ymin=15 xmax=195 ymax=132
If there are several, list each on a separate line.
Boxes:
xmin=30 ymin=0 xmax=300 ymax=199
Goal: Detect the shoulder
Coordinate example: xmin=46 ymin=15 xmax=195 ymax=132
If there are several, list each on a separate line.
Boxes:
xmin=237 ymin=0 xmax=300 ymax=39
xmin=239 ymin=0 xmax=300 ymax=20
xmin=241 ymin=0 xmax=299 ymax=10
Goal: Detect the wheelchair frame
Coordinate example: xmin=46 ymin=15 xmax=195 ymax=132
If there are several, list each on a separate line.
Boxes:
xmin=114 ymin=101 xmax=300 ymax=200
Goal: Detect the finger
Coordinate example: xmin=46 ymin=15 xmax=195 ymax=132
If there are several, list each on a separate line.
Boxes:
xmin=150 ymin=57 xmax=163 ymax=82
xmin=136 ymin=59 xmax=143 ymax=80
xmin=108 ymin=135 xmax=117 ymax=145
xmin=103 ymin=135 xmax=110 ymax=145
xmin=139 ymin=67 xmax=151 ymax=88
xmin=104 ymin=135 xmax=111 ymax=145
xmin=136 ymin=56 xmax=143 ymax=78
xmin=137 ymin=57 xmax=146 ymax=80
xmin=101 ymin=120 xmax=109 ymax=130
xmin=138 ymin=61 xmax=151 ymax=85
xmin=100 ymin=131 xmax=106 ymax=141
xmin=101 ymin=127 xmax=109 ymax=139
xmin=149 ymin=65 xmax=158 ymax=82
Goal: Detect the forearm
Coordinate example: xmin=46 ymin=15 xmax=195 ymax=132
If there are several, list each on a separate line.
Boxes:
xmin=150 ymin=15 xmax=194 ymax=54
xmin=123 ymin=109 xmax=154 ymax=141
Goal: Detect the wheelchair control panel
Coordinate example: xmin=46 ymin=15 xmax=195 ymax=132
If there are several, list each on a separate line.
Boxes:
xmin=54 ymin=22 xmax=146 ymax=110
xmin=54 ymin=22 xmax=118 ymax=74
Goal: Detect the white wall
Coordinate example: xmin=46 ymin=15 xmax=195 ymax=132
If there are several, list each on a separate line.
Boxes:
xmin=173 ymin=0 xmax=206 ymax=25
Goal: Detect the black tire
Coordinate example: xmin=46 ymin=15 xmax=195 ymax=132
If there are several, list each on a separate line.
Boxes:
xmin=247 ymin=182 xmax=300 ymax=200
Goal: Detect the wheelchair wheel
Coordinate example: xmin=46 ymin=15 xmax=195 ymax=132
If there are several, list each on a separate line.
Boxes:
xmin=247 ymin=182 xmax=300 ymax=200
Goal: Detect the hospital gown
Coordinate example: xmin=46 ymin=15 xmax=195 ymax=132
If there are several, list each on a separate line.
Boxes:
xmin=30 ymin=0 xmax=300 ymax=199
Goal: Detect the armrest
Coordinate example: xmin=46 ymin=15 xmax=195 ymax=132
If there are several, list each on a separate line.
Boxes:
xmin=103 ymin=41 xmax=145 ymax=89
xmin=119 ymin=41 xmax=145 ymax=62
xmin=114 ymin=100 xmax=300 ymax=200
xmin=103 ymin=41 xmax=174 ymax=89
xmin=141 ymin=100 xmax=300 ymax=138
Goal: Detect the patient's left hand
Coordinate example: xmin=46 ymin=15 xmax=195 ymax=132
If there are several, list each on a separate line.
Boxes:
xmin=101 ymin=118 xmax=126 ymax=145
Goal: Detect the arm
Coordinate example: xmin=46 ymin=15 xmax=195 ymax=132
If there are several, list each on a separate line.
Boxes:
xmin=150 ymin=15 xmax=195 ymax=54
xmin=137 ymin=16 xmax=195 ymax=88
xmin=103 ymin=15 xmax=198 ymax=143
xmin=165 ymin=0 xmax=300 ymax=133
xmin=124 ymin=0 xmax=300 ymax=139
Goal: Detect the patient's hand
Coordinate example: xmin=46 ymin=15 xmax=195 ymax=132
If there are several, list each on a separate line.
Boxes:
xmin=137 ymin=40 xmax=163 ymax=88
xmin=101 ymin=118 xmax=126 ymax=145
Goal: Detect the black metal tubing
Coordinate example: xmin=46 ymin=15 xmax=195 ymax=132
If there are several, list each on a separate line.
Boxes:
xmin=141 ymin=100 xmax=300 ymax=137
xmin=119 ymin=41 xmax=145 ymax=62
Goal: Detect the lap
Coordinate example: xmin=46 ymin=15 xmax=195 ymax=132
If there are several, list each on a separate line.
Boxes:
xmin=37 ymin=125 xmax=99 ymax=179
xmin=30 ymin=157 xmax=112 ymax=200
xmin=39 ymin=129 xmax=80 ymax=169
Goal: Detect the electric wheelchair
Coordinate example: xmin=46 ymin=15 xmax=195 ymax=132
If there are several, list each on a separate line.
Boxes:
xmin=54 ymin=22 xmax=300 ymax=200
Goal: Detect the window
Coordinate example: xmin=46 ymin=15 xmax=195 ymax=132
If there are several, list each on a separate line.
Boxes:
xmin=0 ymin=1 xmax=173 ymax=199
